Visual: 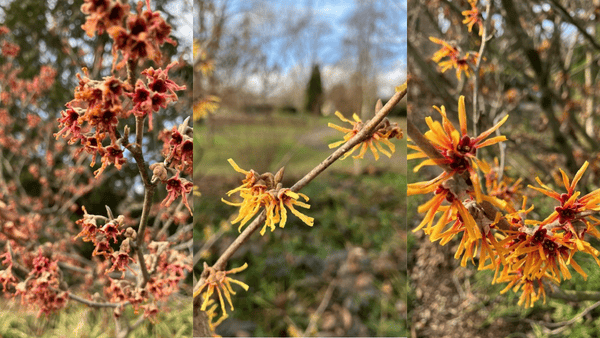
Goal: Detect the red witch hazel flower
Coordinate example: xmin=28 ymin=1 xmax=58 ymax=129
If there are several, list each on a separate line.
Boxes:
xmin=95 ymin=141 xmax=127 ymax=177
xmin=128 ymin=61 xmax=186 ymax=131
xmin=160 ymin=170 xmax=193 ymax=214
xmin=81 ymin=0 xmax=130 ymax=37
xmin=159 ymin=117 xmax=193 ymax=174
xmin=15 ymin=249 xmax=69 ymax=316
xmin=106 ymin=239 xmax=136 ymax=277
xmin=106 ymin=0 xmax=176 ymax=69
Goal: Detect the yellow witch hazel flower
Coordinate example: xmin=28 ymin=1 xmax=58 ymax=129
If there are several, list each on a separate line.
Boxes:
xmin=222 ymin=159 xmax=314 ymax=235
xmin=194 ymin=95 xmax=220 ymax=121
xmin=328 ymin=112 xmax=402 ymax=161
xmin=194 ymin=262 xmax=249 ymax=320
xmin=263 ymin=188 xmax=313 ymax=235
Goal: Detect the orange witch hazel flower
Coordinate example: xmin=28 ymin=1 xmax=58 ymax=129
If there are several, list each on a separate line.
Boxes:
xmin=529 ymin=161 xmax=600 ymax=226
xmin=328 ymin=112 xmax=402 ymax=161
xmin=222 ymin=159 xmax=314 ymax=235
xmin=462 ymin=0 xmax=483 ymax=36
xmin=429 ymin=37 xmax=478 ymax=80
xmin=408 ymin=95 xmax=508 ymax=201
xmin=528 ymin=161 xmax=600 ymax=248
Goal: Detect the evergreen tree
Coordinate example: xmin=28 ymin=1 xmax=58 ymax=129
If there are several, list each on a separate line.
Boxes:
xmin=304 ymin=64 xmax=323 ymax=115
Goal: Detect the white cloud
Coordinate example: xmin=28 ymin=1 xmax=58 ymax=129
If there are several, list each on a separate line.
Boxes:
xmin=377 ymin=60 xmax=406 ymax=98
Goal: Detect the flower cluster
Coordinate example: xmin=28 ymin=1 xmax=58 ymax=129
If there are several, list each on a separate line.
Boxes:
xmin=74 ymin=206 xmax=127 ymax=266
xmin=146 ymin=242 xmax=191 ymax=300
xmin=129 ymin=62 xmax=187 ymax=132
xmin=408 ymin=96 xmax=507 ymax=201
xmin=222 ymin=159 xmax=314 ymax=235
xmin=81 ymin=0 xmax=129 ymax=37
xmin=81 ymin=0 xmax=175 ymax=70
xmin=0 ymin=26 xmax=57 ymax=107
xmin=491 ymin=162 xmax=600 ymax=307
xmin=410 ymin=95 xmax=600 ymax=307
xmin=14 ymin=249 xmax=69 ymax=317
xmin=328 ymin=112 xmax=403 ymax=161
xmin=158 ymin=117 xmax=193 ymax=175
xmin=151 ymin=118 xmax=194 ymax=214
xmin=54 ymin=69 xmax=129 ymax=177
xmin=77 ymin=210 xmax=191 ymax=318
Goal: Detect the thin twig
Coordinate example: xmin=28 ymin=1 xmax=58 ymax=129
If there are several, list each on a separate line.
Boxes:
xmin=524 ymin=300 xmax=600 ymax=335
xmin=303 ymin=278 xmax=338 ymax=337
xmin=472 ymin=1 xmax=493 ymax=136
xmin=65 ymin=290 xmax=129 ymax=308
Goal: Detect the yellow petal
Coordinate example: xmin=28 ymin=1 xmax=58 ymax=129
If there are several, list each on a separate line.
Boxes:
xmin=571 ymin=161 xmax=589 ymax=192
xmin=458 ymin=96 xmax=467 ymax=136
xmin=228 ymin=158 xmax=249 ymax=174
xmin=287 ymin=204 xmax=314 ymax=226
xmin=334 ymin=111 xmax=352 ymax=123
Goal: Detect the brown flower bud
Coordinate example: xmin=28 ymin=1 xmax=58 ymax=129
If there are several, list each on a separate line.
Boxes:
xmin=150 ymin=162 xmax=168 ymax=182
xmin=124 ymin=227 xmax=137 ymax=240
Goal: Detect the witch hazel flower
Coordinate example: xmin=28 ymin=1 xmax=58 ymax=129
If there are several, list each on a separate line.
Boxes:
xmin=55 ymin=68 xmax=133 ymax=177
xmin=106 ymin=0 xmax=176 ymax=70
xmin=159 ymin=117 xmax=193 ymax=174
xmin=194 ymin=262 xmax=249 ymax=320
xmin=81 ymin=0 xmax=130 ymax=37
xmin=462 ymin=0 xmax=483 ymax=36
xmin=106 ymin=238 xmax=136 ymax=277
xmin=128 ymin=61 xmax=186 ymax=131
xmin=158 ymin=170 xmax=193 ymax=214
xmin=408 ymin=95 xmax=508 ymax=201
xmin=15 ymin=249 xmax=69 ymax=317
xmin=328 ymin=112 xmax=403 ymax=161
xmin=429 ymin=37 xmax=479 ymax=80
xmin=222 ymin=159 xmax=314 ymax=235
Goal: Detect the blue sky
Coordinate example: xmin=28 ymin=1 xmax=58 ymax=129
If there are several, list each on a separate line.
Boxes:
xmin=239 ymin=0 xmax=405 ymax=71
xmin=200 ymin=0 xmax=406 ymax=97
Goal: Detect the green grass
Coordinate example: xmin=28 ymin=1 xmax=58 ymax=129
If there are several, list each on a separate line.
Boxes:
xmin=0 ymin=297 xmax=192 ymax=338
xmin=196 ymin=113 xmax=406 ymax=178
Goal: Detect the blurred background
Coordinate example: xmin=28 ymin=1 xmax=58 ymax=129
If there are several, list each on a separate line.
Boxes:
xmin=408 ymin=1 xmax=600 ymax=337
xmin=194 ymin=0 xmax=407 ymax=336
